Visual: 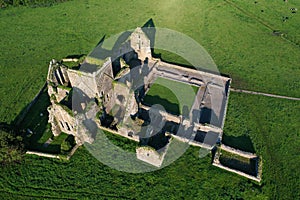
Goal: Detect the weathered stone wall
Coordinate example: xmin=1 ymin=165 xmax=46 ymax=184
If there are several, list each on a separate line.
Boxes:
xmin=94 ymin=59 xmax=115 ymax=112
xmin=141 ymin=105 xmax=181 ymax=124
xmin=26 ymin=151 xmax=59 ymax=159
xmin=220 ymin=144 xmax=257 ymax=159
xmin=212 ymin=162 xmax=261 ymax=182
xmin=136 ymin=147 xmax=163 ymax=167
xmin=60 ymin=66 xmax=70 ymax=84
xmin=129 ymin=27 xmax=152 ymax=61
xmin=212 ymin=145 xmax=261 ymax=182
xmin=48 ymin=103 xmax=76 ymax=136
xmin=67 ymin=69 xmax=98 ymax=99
xmin=56 ymin=87 xmax=70 ymax=102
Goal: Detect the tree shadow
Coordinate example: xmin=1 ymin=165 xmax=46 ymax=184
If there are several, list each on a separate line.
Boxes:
xmin=0 ymin=122 xmax=13 ymax=133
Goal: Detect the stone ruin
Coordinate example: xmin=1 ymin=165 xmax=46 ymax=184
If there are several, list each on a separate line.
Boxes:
xmin=46 ymin=26 xmax=261 ymax=181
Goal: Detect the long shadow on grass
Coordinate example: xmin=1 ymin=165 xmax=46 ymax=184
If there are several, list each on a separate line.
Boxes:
xmin=9 ymin=87 xmax=62 ymax=154
xmin=143 ymin=95 xmax=180 ymax=115
xmin=152 ymin=53 xmax=230 ymax=78
xmin=87 ymin=19 xmax=156 ymax=75
xmin=142 ymin=18 xmax=156 ymax=53
xmin=222 ymin=134 xmax=255 ymax=153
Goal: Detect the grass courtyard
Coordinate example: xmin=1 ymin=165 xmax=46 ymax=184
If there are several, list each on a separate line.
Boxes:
xmin=143 ymin=77 xmax=198 ymax=115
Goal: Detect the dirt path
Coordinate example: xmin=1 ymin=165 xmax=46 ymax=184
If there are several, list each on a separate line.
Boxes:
xmin=230 ymin=88 xmax=300 ymax=101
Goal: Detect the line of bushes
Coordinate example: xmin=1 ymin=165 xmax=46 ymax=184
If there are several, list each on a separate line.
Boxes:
xmin=0 ymin=0 xmax=70 ymax=8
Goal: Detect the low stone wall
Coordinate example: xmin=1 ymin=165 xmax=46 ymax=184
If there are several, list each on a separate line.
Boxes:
xmin=168 ymin=134 xmax=213 ymax=150
xmin=221 ymin=80 xmax=231 ymax=130
xmin=189 ymin=140 xmax=214 ymax=150
xmin=98 ymin=125 xmax=140 ymax=142
xmin=141 ymin=104 xmax=181 ymax=123
xmin=212 ymin=162 xmax=261 ymax=182
xmin=62 ymin=58 xmax=78 ymax=62
xmin=212 ymin=145 xmax=261 ymax=182
xmin=26 ymin=151 xmax=59 ymax=159
xmin=221 ymin=144 xmax=257 ymax=159
xmin=66 ymin=144 xmax=81 ymax=160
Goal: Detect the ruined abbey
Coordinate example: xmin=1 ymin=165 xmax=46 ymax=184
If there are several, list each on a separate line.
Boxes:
xmin=46 ymin=26 xmax=261 ymax=181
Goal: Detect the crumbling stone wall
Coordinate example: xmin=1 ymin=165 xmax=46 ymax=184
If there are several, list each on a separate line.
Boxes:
xmin=94 ymin=59 xmax=115 ymax=112
xmin=129 ymin=27 xmax=152 ymax=61
xmin=67 ymin=69 xmax=98 ymax=99
xmin=48 ymin=103 xmax=76 ymax=136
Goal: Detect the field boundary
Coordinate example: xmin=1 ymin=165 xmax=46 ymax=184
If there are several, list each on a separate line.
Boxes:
xmin=230 ymin=88 xmax=300 ymax=101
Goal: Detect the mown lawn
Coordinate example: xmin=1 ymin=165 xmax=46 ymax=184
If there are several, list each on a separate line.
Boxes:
xmin=143 ymin=77 xmax=198 ymax=115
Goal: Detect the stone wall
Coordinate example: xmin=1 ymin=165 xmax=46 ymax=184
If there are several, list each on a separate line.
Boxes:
xmin=220 ymin=144 xmax=257 ymax=159
xmin=212 ymin=162 xmax=261 ymax=182
xmin=136 ymin=146 xmax=163 ymax=167
xmin=26 ymin=151 xmax=59 ymax=159
xmin=67 ymin=69 xmax=98 ymax=99
xmin=48 ymin=103 xmax=76 ymax=136
xmin=212 ymin=145 xmax=261 ymax=182
xmin=94 ymin=59 xmax=115 ymax=112
xmin=129 ymin=27 xmax=152 ymax=61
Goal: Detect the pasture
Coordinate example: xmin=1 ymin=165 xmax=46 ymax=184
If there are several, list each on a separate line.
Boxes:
xmin=0 ymin=0 xmax=299 ymax=124
xmin=0 ymin=0 xmax=299 ymax=199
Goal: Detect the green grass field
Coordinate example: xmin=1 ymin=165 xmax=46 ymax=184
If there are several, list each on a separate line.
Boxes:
xmin=143 ymin=77 xmax=198 ymax=115
xmin=223 ymin=92 xmax=300 ymax=199
xmin=0 ymin=145 xmax=267 ymax=199
xmin=0 ymin=0 xmax=299 ymax=199
xmin=0 ymin=0 xmax=299 ymax=124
